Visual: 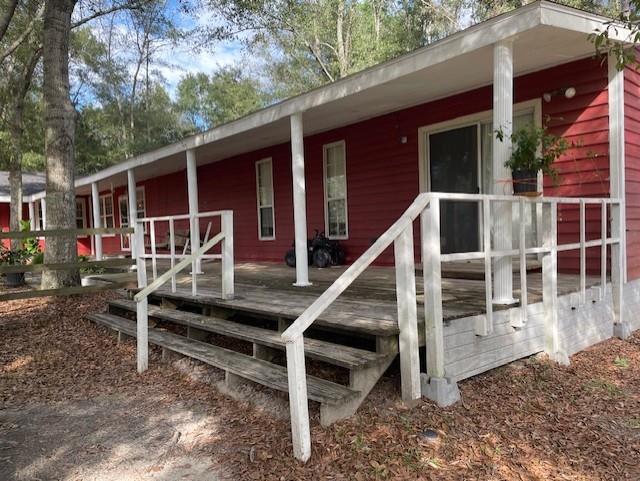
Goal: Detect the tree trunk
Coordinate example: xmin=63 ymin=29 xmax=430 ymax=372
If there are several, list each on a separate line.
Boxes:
xmin=41 ymin=0 xmax=80 ymax=289
xmin=8 ymin=48 xmax=40 ymax=248
xmin=9 ymin=90 xmax=23 ymax=249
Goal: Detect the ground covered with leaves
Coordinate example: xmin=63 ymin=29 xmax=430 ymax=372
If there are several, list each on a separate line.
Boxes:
xmin=0 ymin=293 xmax=639 ymax=480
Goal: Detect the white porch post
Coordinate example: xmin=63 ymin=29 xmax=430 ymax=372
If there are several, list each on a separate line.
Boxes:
xmin=40 ymin=197 xmax=47 ymax=231
xmin=127 ymin=169 xmax=137 ymax=258
xmin=492 ymin=39 xmax=515 ymax=305
xmin=186 ymin=149 xmax=202 ymax=274
xmin=91 ymin=182 xmax=102 ymax=260
xmin=290 ymin=112 xmax=311 ymax=287
xmin=28 ymin=201 xmax=35 ymax=231
xmin=608 ymin=52 xmax=630 ymax=339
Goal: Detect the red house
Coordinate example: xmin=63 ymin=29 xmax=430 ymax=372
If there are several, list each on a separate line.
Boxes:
xmin=3 ymin=2 xmax=640 ymax=460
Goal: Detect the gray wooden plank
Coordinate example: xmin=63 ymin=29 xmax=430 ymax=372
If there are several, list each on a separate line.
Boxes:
xmin=109 ymin=299 xmax=388 ymax=368
xmin=89 ymin=312 xmax=359 ymax=405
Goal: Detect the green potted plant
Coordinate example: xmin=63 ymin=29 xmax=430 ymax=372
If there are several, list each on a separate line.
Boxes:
xmin=0 ymin=220 xmax=41 ymax=287
xmin=496 ymin=125 xmax=568 ymax=195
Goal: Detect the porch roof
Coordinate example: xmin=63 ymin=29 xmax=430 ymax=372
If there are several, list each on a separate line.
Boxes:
xmin=65 ymin=1 xmax=631 ymax=197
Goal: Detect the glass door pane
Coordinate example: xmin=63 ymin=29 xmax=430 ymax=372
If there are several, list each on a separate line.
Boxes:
xmin=428 ymin=124 xmax=480 ymax=254
xmin=118 ymin=196 xmax=130 ymax=250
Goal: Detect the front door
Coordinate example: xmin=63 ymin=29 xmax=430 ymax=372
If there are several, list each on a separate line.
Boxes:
xmin=118 ymin=195 xmax=130 ymax=250
xmin=428 ymin=124 xmax=480 ymax=254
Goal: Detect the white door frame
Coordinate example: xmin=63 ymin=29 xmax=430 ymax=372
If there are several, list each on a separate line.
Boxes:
xmin=118 ymin=193 xmax=130 ymax=251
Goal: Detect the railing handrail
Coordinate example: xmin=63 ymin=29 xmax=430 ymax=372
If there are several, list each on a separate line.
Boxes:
xmin=425 ymin=192 xmax=623 ymax=205
xmin=280 ymin=191 xmax=623 ymax=344
xmin=281 ymin=193 xmax=431 ymax=343
xmin=134 ymin=231 xmax=224 ymax=302
xmin=0 ymin=227 xmax=133 ymax=240
xmin=136 ymin=210 xmax=229 ymax=223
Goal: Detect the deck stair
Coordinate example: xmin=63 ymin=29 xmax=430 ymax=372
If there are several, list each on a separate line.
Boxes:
xmin=88 ymin=294 xmax=398 ymax=425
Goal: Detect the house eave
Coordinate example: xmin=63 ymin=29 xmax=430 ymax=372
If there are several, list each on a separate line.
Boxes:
xmin=62 ymin=1 xmax=631 ymax=195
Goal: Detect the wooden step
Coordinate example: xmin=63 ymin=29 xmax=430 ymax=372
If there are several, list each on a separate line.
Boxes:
xmin=145 ymin=287 xmax=401 ymax=337
xmin=88 ymin=312 xmax=359 ymax=406
xmin=109 ymin=299 xmax=389 ymax=369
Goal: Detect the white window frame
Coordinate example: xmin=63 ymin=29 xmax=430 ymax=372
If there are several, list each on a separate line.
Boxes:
xmin=118 ymin=186 xmax=146 ymax=251
xmin=323 ymin=140 xmax=349 ymax=240
xmin=417 ymin=98 xmax=542 ymax=193
xmin=255 ymin=158 xmax=275 ymax=240
xmin=75 ymin=198 xmax=87 ymax=236
xmin=34 ymin=199 xmax=44 ymax=231
xmin=417 ymin=98 xmax=542 ymax=251
xmin=99 ymin=193 xmax=115 ymax=235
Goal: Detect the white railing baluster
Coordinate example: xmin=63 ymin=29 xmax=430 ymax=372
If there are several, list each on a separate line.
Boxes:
xmin=134 ymin=220 xmax=148 ymax=373
xmin=611 ymin=200 xmax=625 ymax=331
xmin=191 ymin=215 xmax=197 ymax=296
xmin=422 ymin=198 xmax=445 ymax=379
xmin=394 ymin=224 xmax=421 ymax=403
xmin=580 ymin=200 xmax=586 ymax=304
xmin=136 ymin=297 xmax=149 ymax=373
xmin=150 ymin=219 xmax=157 ymax=280
xmin=542 ymin=202 xmax=565 ymax=364
xmin=135 ymin=220 xmax=147 ymax=289
xmin=221 ymin=211 xmax=234 ymax=300
xmin=285 ymin=335 xmax=311 ymax=462
xmin=600 ymin=200 xmax=607 ymax=300
xmin=516 ymin=197 xmax=527 ymax=327
xmin=479 ymin=198 xmax=494 ymax=334
xmin=169 ymin=218 xmax=176 ymax=293
xmin=279 ymin=192 xmax=623 ymax=461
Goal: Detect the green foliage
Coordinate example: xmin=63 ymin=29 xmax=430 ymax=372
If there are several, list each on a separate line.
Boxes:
xmin=589 ymin=1 xmax=640 ymax=70
xmin=497 ymin=125 xmax=569 ymax=184
xmin=0 ymin=220 xmax=41 ymax=266
xmin=78 ymin=255 xmax=105 ymax=274
xmin=176 ymin=67 xmax=268 ymax=131
xmin=614 ymin=356 xmax=630 ymax=368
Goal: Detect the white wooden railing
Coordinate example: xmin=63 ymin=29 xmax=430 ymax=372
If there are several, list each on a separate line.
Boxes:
xmin=132 ymin=210 xmax=234 ymax=373
xmin=281 ymin=192 xmax=624 ymax=462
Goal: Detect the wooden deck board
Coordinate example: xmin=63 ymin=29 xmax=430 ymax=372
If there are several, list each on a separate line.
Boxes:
xmin=136 ymin=261 xmax=598 ymax=338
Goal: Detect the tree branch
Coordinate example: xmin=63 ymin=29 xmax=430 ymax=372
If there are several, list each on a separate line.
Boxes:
xmin=0 ymin=0 xmax=19 ymax=43
xmin=0 ymin=3 xmax=44 ymax=64
xmin=71 ymin=0 xmax=152 ymax=29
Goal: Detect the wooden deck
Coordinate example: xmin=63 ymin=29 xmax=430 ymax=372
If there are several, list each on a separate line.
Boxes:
xmin=132 ymin=260 xmax=599 ymax=334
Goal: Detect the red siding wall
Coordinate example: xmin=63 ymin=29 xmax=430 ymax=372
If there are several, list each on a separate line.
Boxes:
xmin=96 ymin=57 xmax=613 ymax=271
xmin=625 ymin=65 xmax=640 ymax=280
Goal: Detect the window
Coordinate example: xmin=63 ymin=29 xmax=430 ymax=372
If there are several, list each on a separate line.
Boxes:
xmin=99 ymin=194 xmax=115 ymax=229
xmin=75 ymin=198 xmax=86 ymax=229
xmin=34 ymin=199 xmax=44 ymax=230
xmin=323 ymin=141 xmax=348 ymax=239
xmin=117 ymin=188 xmax=146 ymax=250
xmin=256 ymin=158 xmax=275 ymax=240
xmin=118 ymin=187 xmax=146 ymax=228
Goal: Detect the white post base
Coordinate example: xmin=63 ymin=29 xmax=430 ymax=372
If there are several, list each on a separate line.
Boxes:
xmin=293 ymin=281 xmax=313 ymax=287
xmin=613 ymin=321 xmax=632 ymax=340
xmin=492 ymin=297 xmax=518 ymax=306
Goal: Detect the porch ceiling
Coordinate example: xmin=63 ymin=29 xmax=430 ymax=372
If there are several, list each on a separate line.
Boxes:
xmin=73 ymin=1 xmax=631 ymax=196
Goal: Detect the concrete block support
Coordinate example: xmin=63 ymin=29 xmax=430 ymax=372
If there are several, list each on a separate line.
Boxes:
xmin=421 ymin=374 xmax=461 ymax=407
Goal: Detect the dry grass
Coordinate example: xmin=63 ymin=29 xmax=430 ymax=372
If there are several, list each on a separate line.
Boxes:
xmin=0 ymin=293 xmax=639 ymax=480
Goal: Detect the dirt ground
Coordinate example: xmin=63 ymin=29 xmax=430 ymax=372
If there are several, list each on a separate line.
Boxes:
xmin=1 ymin=293 xmax=639 ymax=480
